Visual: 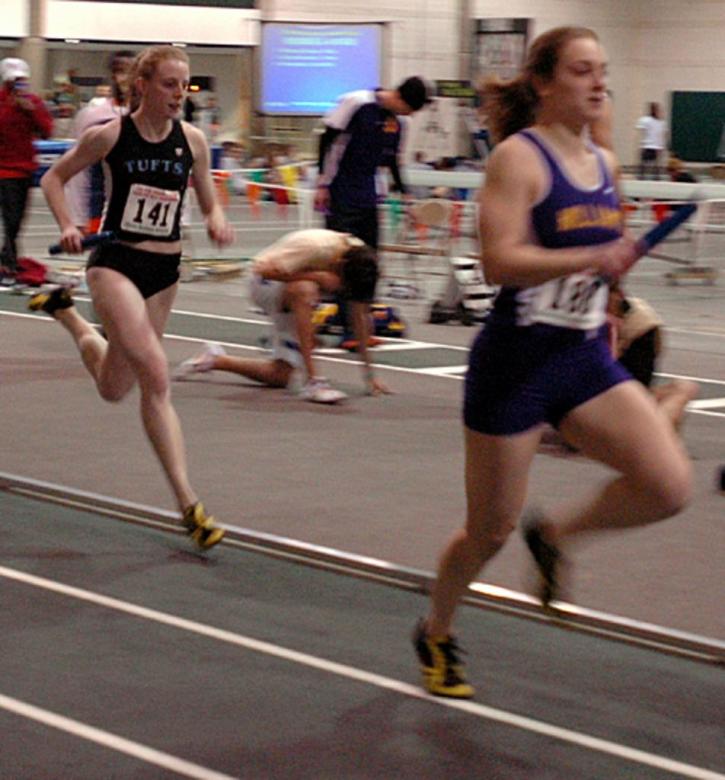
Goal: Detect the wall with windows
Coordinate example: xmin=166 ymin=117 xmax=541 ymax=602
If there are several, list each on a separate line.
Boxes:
xmin=469 ymin=0 xmax=725 ymax=164
xmin=631 ymin=1 xmax=725 ymax=160
xmin=2 ymin=0 xmax=27 ymax=37
xmin=3 ymin=0 xmax=724 ymax=163
xmin=45 ymin=1 xmax=259 ymax=46
xmin=257 ymin=0 xmax=461 ymax=88
xmin=42 ymin=44 xmax=252 ymax=143
xmin=261 ymin=0 xmax=725 ymax=164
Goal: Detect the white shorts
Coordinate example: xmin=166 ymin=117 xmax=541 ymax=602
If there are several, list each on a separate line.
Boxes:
xmin=249 ymin=273 xmax=303 ymax=369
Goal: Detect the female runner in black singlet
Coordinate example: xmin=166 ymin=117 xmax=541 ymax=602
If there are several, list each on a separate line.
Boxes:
xmin=35 ymin=45 xmax=234 ymax=549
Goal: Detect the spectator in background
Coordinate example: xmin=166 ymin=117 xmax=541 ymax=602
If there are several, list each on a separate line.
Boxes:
xmin=183 ymin=94 xmax=197 ymax=124
xmin=219 ymin=139 xmax=246 ymax=195
xmin=64 ymin=69 xmax=82 ymax=113
xmin=200 ymin=94 xmax=220 ymax=141
xmin=666 ymin=155 xmax=697 ymax=183
xmin=50 ymin=76 xmax=79 ymax=136
xmin=88 ymin=84 xmax=113 ymax=105
xmin=636 ymin=102 xmax=666 ymax=180
xmin=472 ymin=97 xmax=493 ymax=161
xmin=607 ymin=284 xmax=698 ymax=431
xmin=65 ymin=50 xmax=134 ymax=233
xmin=0 ymin=58 xmax=53 ymax=283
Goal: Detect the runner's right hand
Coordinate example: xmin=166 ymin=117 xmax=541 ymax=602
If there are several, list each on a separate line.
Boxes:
xmin=59 ymin=226 xmax=84 ymax=254
xmin=594 ymin=236 xmax=639 ymax=280
xmin=314 ymin=186 xmax=330 ymax=213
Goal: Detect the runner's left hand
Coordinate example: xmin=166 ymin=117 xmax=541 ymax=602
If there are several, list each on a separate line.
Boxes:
xmin=207 ymin=213 xmax=234 ymax=246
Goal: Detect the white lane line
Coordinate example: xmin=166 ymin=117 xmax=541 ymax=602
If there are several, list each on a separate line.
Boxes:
xmin=168 ymin=335 xmax=470 ymax=380
xmin=0 ymin=315 xmax=458 ymax=380
xmin=667 ymin=328 xmax=725 ymax=340
xmin=4 ymin=309 xmax=725 ymax=412
xmin=417 ymin=365 xmax=468 ymax=376
xmin=689 ymin=398 xmax=725 ymax=410
xmin=3 ymin=303 xmax=720 ymax=361
xmin=169 ymin=308 xmax=269 ymax=325
xmin=689 ymin=409 xmax=725 ymax=418
xmin=0 ymin=694 xmax=236 ymax=780
xmin=169 ymin=309 xmax=470 ymax=352
xmin=1 ymin=565 xmax=722 ymax=780
xmin=0 ymin=310 xmax=45 ymax=321
xmin=360 ymin=341 xmax=451 ymax=352
xmin=658 ymin=371 xmax=725 ymax=387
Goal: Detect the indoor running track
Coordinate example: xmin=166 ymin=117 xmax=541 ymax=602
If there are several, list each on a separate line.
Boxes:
xmin=1 ymin=489 xmax=723 ymax=780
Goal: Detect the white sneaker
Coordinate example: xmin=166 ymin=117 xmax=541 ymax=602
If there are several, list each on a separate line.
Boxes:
xmin=173 ymin=342 xmax=226 ymax=380
xmin=299 ymin=377 xmax=347 ymax=404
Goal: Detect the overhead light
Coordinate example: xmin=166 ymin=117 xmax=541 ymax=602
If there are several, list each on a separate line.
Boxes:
xmin=171 ymin=42 xmax=187 ymax=48
xmin=65 ymin=38 xmax=81 ymax=44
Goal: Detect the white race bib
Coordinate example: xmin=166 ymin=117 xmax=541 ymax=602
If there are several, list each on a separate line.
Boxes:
xmin=528 ymin=273 xmax=607 ymax=330
xmin=121 ymin=183 xmax=180 ymax=237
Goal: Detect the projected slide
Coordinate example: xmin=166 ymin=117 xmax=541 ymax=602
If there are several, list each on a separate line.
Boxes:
xmin=261 ymin=23 xmax=382 ymax=115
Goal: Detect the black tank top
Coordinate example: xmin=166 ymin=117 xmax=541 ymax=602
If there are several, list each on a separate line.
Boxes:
xmin=102 ymin=115 xmax=194 ymax=243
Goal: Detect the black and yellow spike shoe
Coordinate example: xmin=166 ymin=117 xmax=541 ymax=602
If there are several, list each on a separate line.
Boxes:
xmin=182 ymin=501 xmax=225 ymax=550
xmin=28 ymin=286 xmax=74 ymax=315
xmin=412 ymin=618 xmax=475 ymax=699
xmin=522 ymin=511 xmax=562 ymax=608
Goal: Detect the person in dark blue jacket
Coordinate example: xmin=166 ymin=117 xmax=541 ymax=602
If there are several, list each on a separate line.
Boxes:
xmin=315 ymin=76 xmax=431 ymax=346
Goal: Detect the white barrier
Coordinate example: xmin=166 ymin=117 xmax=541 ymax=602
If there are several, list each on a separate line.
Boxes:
xmin=401 ymin=168 xmax=725 ymax=202
xmin=207 ymin=166 xmax=723 ymax=285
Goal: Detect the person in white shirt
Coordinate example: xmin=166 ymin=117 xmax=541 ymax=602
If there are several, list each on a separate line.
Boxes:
xmin=636 ymin=102 xmax=666 ymax=180
xmin=174 ymin=228 xmax=391 ymax=403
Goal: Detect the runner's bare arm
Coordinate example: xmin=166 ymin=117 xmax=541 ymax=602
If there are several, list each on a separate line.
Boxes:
xmin=351 ymin=302 xmax=391 ymax=396
xmin=185 ymin=123 xmax=234 ymax=246
xmin=41 ymin=121 xmax=121 ymax=250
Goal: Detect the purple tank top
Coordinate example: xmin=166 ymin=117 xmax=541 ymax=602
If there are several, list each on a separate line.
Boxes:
xmin=487 ymin=130 xmax=623 ymax=332
xmin=521 ymin=128 xmax=623 ymax=248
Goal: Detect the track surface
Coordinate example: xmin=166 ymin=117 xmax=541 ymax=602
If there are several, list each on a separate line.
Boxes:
xmin=0 ymin=191 xmax=723 ymax=778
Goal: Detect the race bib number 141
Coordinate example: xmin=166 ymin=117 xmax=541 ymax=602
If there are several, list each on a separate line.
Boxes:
xmin=121 ymin=183 xmax=180 ymax=238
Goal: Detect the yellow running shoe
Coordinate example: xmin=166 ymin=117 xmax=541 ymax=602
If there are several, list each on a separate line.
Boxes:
xmin=182 ymin=502 xmax=225 ymax=550
xmin=28 ymin=286 xmax=74 ymax=315
xmin=412 ymin=618 xmax=475 ymax=699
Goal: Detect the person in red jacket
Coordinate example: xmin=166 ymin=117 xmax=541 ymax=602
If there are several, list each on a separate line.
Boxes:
xmin=0 ymin=58 xmax=53 ymax=282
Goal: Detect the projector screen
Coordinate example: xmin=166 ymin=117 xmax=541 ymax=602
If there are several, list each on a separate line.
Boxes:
xmin=260 ymin=22 xmax=382 ymax=116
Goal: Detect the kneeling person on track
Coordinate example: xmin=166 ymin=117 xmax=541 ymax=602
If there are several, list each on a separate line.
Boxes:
xmin=607 ymin=284 xmax=698 ymax=430
xmin=29 ymin=45 xmax=233 ymax=550
xmin=175 ymin=228 xmax=391 ymax=403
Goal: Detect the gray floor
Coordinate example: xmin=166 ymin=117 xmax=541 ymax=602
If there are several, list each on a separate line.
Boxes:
xmin=2 ymin=189 xmax=724 ymax=638
xmin=1 ymin=490 xmax=723 ymax=780
xmin=1 ymin=188 xmax=724 ymax=778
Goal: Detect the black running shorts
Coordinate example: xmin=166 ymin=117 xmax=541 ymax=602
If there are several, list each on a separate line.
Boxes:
xmin=87 ymin=242 xmax=181 ymax=299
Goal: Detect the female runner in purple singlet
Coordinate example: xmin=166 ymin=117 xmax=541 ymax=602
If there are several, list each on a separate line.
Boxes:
xmin=412 ymin=27 xmax=693 ymax=699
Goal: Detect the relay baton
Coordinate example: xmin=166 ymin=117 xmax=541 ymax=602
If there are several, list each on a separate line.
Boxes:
xmin=633 ymin=202 xmax=697 ymax=259
xmin=48 ymin=230 xmax=116 ymax=256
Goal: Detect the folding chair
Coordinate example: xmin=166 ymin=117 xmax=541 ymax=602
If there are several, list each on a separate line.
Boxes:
xmin=380 ymin=198 xmax=455 ymax=300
